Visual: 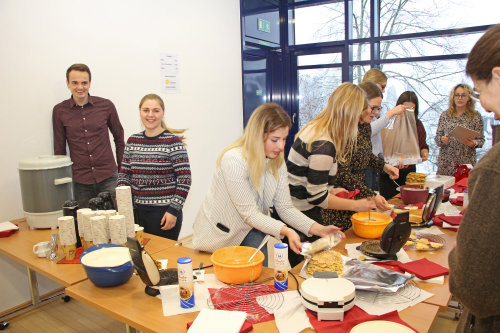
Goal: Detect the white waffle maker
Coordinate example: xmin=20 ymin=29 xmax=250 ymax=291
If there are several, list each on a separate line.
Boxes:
xmin=300 ymin=272 xmax=355 ymax=321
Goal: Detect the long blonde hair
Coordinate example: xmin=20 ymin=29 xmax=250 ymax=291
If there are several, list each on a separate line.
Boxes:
xmin=217 ymin=103 xmax=291 ymax=190
xmin=296 ymin=82 xmax=368 ymax=163
xmin=362 ymin=68 xmax=387 ymax=86
xmin=139 ymin=93 xmax=187 ymax=143
xmin=446 ymin=84 xmax=477 ymax=119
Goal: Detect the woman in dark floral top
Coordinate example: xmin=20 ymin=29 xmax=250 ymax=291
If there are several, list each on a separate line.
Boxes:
xmin=321 ymin=82 xmax=399 ymax=231
xmin=435 ymin=83 xmax=484 ymax=176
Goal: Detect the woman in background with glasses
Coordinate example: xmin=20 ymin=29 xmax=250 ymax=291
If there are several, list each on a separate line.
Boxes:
xmin=435 ymin=84 xmax=485 ymax=176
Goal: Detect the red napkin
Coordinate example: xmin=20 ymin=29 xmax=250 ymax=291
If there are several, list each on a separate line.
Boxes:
xmin=186 ymin=320 xmax=253 ymax=333
xmin=306 ymin=306 xmax=416 ymax=332
xmin=372 ymin=260 xmax=405 ymax=274
xmin=455 ymin=177 xmax=468 ymax=188
xmin=432 ymin=219 xmax=458 ymax=231
xmin=450 ymin=177 xmax=468 ymax=193
xmin=432 ymin=214 xmax=462 ymax=231
xmin=336 ymin=189 xmax=360 ymax=199
xmin=0 ymin=229 xmax=18 ymax=238
xmin=450 ymin=196 xmax=464 ymax=206
xmin=400 ymin=258 xmax=449 ymax=280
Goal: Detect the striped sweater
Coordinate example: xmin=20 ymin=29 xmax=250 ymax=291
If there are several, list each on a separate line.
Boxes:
xmin=117 ymin=130 xmax=191 ymax=215
xmin=286 ymin=132 xmax=338 ymax=213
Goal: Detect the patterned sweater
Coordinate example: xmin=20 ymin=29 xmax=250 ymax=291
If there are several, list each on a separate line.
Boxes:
xmin=435 ymin=110 xmax=484 ymax=176
xmin=322 ymin=123 xmax=385 ymax=230
xmin=117 ymin=130 xmax=191 ymax=215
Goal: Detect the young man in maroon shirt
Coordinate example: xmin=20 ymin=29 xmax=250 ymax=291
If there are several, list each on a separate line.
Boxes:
xmin=52 ymin=63 xmax=125 ymax=208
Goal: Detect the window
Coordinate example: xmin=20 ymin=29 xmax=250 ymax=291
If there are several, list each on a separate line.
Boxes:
xmin=293 ymin=2 xmax=345 ymax=44
xmin=241 ymin=0 xmax=499 ymax=166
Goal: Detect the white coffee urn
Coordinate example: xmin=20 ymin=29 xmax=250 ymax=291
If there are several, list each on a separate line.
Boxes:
xmin=18 ymin=155 xmax=73 ymax=229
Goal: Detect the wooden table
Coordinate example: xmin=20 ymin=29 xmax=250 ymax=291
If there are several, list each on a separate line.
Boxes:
xmin=0 ymin=219 xmax=174 ymax=307
xmin=66 ymin=242 xmax=440 ymax=333
xmin=387 ymin=196 xmax=457 ymax=310
xmin=333 ymin=228 xmax=455 ymax=311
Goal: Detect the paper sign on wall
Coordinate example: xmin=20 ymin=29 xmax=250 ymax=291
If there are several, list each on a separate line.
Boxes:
xmin=160 ymin=53 xmax=179 ymax=94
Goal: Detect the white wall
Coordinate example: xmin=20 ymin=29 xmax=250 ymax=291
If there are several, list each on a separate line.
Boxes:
xmin=0 ymin=0 xmax=243 ymax=312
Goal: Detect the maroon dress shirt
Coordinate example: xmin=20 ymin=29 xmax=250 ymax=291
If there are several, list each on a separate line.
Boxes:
xmin=52 ymin=95 xmax=125 ymax=185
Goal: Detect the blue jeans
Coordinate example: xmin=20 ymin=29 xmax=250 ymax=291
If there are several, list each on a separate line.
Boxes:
xmin=240 ymin=228 xmax=269 ymax=267
xmin=73 ymin=172 xmax=118 ymax=209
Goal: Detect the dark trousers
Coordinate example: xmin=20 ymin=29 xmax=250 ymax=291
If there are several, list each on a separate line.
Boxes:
xmin=379 ymin=165 xmax=416 ymax=200
xmin=135 ymin=205 xmax=183 ymax=241
xmin=365 ymin=167 xmax=379 ymax=191
xmin=73 ymin=172 xmax=118 ymax=209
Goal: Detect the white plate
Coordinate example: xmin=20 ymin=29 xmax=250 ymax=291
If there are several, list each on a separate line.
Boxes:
xmin=351 ymin=320 xmax=414 ymax=332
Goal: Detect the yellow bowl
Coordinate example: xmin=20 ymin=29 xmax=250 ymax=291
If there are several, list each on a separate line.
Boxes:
xmin=210 ymin=246 xmax=264 ymax=284
xmin=351 ymin=212 xmax=393 ymax=239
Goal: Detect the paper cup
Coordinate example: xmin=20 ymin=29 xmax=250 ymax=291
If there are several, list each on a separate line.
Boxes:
xmin=62 ymin=244 xmax=77 ymax=260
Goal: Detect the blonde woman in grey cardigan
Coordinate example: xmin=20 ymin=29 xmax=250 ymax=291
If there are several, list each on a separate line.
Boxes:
xmin=192 ymin=103 xmax=343 ymax=266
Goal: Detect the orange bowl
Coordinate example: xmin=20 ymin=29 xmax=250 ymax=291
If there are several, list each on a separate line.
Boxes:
xmin=351 ymin=212 xmax=392 ymax=239
xmin=210 ymin=246 xmax=264 ymax=284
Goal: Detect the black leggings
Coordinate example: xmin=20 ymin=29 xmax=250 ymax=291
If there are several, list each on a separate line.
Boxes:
xmin=379 ymin=165 xmax=416 ymax=200
xmin=135 ymin=205 xmax=183 ymax=241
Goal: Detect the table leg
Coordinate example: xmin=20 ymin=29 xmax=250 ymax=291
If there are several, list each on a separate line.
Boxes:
xmin=125 ymin=324 xmax=138 ymax=333
xmin=27 ymin=267 xmax=40 ymax=306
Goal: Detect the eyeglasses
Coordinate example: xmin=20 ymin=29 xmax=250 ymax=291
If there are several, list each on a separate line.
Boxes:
xmin=370 ymin=105 xmax=382 ymax=112
xmin=454 ymin=94 xmax=468 ymax=99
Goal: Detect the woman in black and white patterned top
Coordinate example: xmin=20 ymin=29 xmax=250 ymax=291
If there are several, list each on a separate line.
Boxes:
xmin=118 ymin=94 xmax=191 ymax=240
xmin=435 ymin=84 xmax=484 ymax=176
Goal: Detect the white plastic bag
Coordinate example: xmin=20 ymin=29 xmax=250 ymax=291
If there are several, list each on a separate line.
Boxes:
xmin=381 ymin=110 xmax=421 ymax=166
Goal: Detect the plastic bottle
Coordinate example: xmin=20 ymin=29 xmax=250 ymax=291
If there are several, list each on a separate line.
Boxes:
xmin=274 ymin=243 xmax=288 ymax=291
xmin=177 ymin=257 xmax=195 ymax=308
xmin=463 ymin=190 xmax=469 ymax=208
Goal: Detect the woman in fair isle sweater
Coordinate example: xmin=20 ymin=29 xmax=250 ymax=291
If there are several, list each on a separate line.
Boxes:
xmin=117 ymin=94 xmax=191 ymax=240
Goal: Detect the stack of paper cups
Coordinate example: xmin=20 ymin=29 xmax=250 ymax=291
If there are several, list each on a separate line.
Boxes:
xmin=109 ymin=215 xmax=127 ymax=246
xmin=90 ymin=216 xmax=108 ymax=245
xmin=76 ymin=208 xmax=92 ymax=246
xmin=116 ymin=186 xmax=135 ymax=238
xmin=81 ymin=210 xmax=96 ymax=249
xmin=58 ymin=216 xmax=77 ymax=260
xmin=103 ymin=210 xmax=117 ymax=241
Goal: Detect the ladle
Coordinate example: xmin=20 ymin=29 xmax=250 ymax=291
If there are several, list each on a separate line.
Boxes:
xmin=391 ymin=178 xmax=401 ymax=192
xmin=247 ymin=234 xmax=270 ymax=262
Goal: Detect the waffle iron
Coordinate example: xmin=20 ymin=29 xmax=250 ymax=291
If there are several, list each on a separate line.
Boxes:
xmin=411 ymin=184 xmax=444 ymax=228
xmin=357 ymin=211 xmax=411 ymax=260
xmin=300 ymin=272 xmax=356 ymax=321
xmin=127 ymin=237 xmax=179 ymax=296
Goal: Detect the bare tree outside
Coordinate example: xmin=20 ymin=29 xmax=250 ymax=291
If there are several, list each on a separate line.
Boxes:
xmin=295 ymin=0 xmax=498 ymax=173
